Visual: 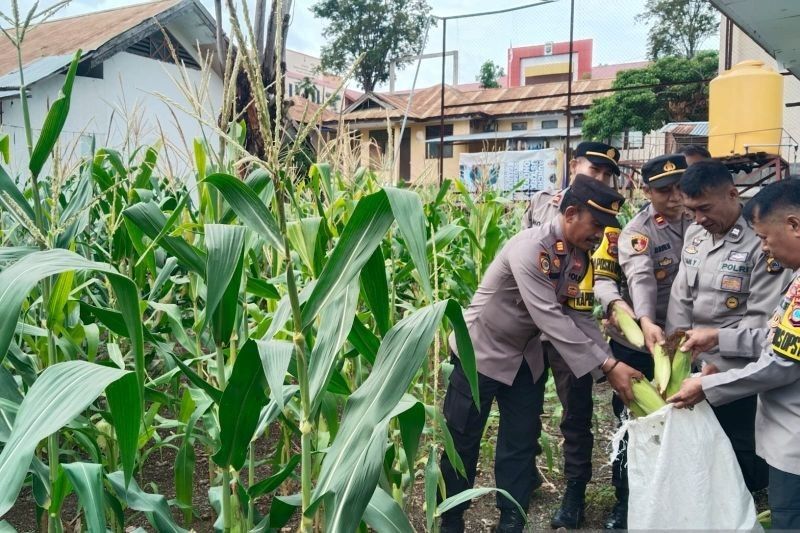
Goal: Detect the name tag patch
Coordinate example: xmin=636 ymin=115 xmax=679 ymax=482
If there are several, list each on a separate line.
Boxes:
xmin=719 ymin=261 xmax=752 ymax=274
xmin=721 ymin=275 xmax=743 ymax=292
xmin=684 ymin=257 xmax=700 ymax=267
xmin=728 ymin=251 xmax=749 ymax=262
xmin=654 ymin=242 xmax=671 ymax=254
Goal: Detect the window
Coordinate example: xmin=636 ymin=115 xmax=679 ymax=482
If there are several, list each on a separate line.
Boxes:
xmin=426 ymin=124 xmax=454 ymax=159
xmin=626 ymin=130 xmax=644 ymax=149
xmin=127 ymin=30 xmax=201 ymax=69
xmin=511 ymin=121 xmax=528 ymax=131
xmin=541 ymin=119 xmax=558 ymax=129
xmin=573 ymin=116 xmax=583 ymax=128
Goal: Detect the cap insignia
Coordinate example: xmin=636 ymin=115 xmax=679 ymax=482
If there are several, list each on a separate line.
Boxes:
xmin=663 ymin=160 xmax=676 ymax=172
xmin=607 ymin=148 xmax=616 ymax=158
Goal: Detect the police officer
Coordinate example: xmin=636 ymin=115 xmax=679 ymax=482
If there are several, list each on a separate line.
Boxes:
xmin=593 ymin=153 xmax=691 ymax=528
xmin=666 ymin=160 xmax=793 ymax=492
xmin=670 ymin=179 xmax=800 ymax=529
xmin=521 ymin=141 xmax=623 ymax=528
xmin=439 ymin=177 xmax=642 ymax=533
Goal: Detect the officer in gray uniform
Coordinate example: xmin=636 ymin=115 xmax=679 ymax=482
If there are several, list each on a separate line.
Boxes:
xmin=520 ymin=141 xmax=622 ymax=529
xmin=670 ymin=179 xmax=800 ymax=530
xmin=439 ymin=177 xmax=642 ymax=533
xmin=666 ymin=160 xmax=793 ymax=492
xmin=593 ymin=153 xmax=691 ymax=529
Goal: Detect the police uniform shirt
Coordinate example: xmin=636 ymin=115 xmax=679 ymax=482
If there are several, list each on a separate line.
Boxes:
xmin=448 ymin=217 xmax=612 ymax=385
xmin=666 ymin=215 xmax=793 ymax=372
xmin=701 ymin=272 xmax=800 ymax=476
xmin=522 ymin=188 xmax=563 ymax=229
xmin=617 ymin=203 xmax=690 ymax=325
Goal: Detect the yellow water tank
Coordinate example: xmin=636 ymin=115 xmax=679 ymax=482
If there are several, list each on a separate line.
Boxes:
xmin=708 ymin=60 xmax=783 ymax=158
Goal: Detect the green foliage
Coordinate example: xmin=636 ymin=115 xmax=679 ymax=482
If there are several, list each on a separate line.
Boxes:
xmin=476 ymin=59 xmax=506 ymax=89
xmin=311 ymin=0 xmax=433 ymax=92
xmin=582 ymin=50 xmax=719 ymax=141
xmin=636 ymin=0 xmax=719 ymax=60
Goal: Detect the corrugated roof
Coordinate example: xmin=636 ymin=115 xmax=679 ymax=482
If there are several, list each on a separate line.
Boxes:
xmin=660 ymin=122 xmax=709 ymax=136
xmin=286 ymin=96 xmax=339 ymax=125
xmin=0 ymin=0 xmax=182 ymax=78
xmin=425 ymin=127 xmax=581 ymax=143
xmin=0 ymin=54 xmax=75 ymax=89
xmin=334 ymin=78 xmax=613 ymax=124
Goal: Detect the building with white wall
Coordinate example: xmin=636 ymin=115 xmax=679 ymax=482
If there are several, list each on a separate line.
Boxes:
xmin=0 ymin=0 xmax=223 ymax=179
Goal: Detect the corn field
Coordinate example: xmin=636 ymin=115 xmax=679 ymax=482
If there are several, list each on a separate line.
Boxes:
xmin=0 ymin=3 xmax=537 ymax=531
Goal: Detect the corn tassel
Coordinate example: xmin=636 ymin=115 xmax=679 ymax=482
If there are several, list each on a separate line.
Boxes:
xmin=666 ymin=338 xmax=692 ymax=397
xmin=652 ymin=344 xmax=671 ymax=395
xmin=613 ymin=306 xmax=645 ymax=349
xmin=631 ymin=378 xmax=667 ymax=415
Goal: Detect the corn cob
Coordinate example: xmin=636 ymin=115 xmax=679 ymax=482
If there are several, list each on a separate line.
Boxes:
xmin=613 ymin=306 xmax=646 ymax=349
xmin=628 ymin=399 xmax=647 ymax=418
xmin=652 ymin=343 xmax=671 ymax=395
xmin=631 ymin=378 xmax=667 ymax=415
xmin=666 ymin=337 xmax=692 ymax=397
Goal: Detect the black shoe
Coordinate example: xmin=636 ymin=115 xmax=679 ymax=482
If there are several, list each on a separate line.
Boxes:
xmin=603 ymin=494 xmax=628 ymax=530
xmin=532 ymin=465 xmax=543 ymax=492
xmin=550 ymin=480 xmax=586 ymax=529
xmin=440 ymin=511 xmax=465 ymax=533
xmin=497 ymin=507 xmax=526 ymax=533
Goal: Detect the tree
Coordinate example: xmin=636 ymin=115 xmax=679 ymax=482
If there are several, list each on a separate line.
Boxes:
xmin=581 ymin=50 xmax=719 ymax=141
xmin=312 ymin=0 xmax=433 ymax=93
xmin=476 ymin=60 xmax=505 ymax=89
xmin=298 ymin=76 xmax=318 ymax=101
xmin=636 ymin=0 xmax=719 ymax=60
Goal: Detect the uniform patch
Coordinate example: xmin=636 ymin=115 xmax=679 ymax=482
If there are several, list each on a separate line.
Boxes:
xmin=729 ymin=225 xmax=743 ymax=239
xmin=555 ymin=240 xmax=566 ymax=254
xmin=692 ymin=236 xmax=703 ymax=246
xmin=685 ymin=245 xmax=698 ymax=254
xmin=655 ymin=269 xmax=668 ymax=281
xmin=631 ymin=234 xmax=649 ymax=253
xmin=721 ymin=275 xmax=743 ymax=292
xmin=553 ymin=256 xmax=561 ymax=270
xmin=684 ymin=257 xmax=700 ymax=267
xmin=550 ymin=194 xmax=562 ymax=206
xmin=729 ymin=251 xmax=749 ymax=262
xmin=573 ymin=259 xmax=583 ymax=270
xmin=720 ymin=261 xmax=752 ymax=274
xmin=767 ymin=256 xmax=785 ymax=274
xmin=654 ymin=242 xmax=671 ymax=254
xmin=725 ymin=296 xmax=740 ymax=309
xmin=605 ymin=230 xmax=619 ymax=258
xmin=772 ymin=300 xmax=800 ymax=362
xmin=654 ymin=213 xmax=666 ymax=226
xmin=539 ymin=252 xmax=551 ymax=275
xmin=791 ymin=307 xmax=800 ymax=328
xmin=658 ymin=257 xmax=674 ymax=267
xmin=567 ymin=284 xmax=579 ymax=298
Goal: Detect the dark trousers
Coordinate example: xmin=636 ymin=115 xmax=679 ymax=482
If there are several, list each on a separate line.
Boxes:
xmin=712 ymin=394 xmax=769 ymax=492
xmin=546 ymin=342 xmax=595 ymax=483
xmin=440 ymin=355 xmax=546 ymax=514
xmin=609 ymin=340 xmax=654 ymax=490
xmin=769 ymin=465 xmax=800 ymax=529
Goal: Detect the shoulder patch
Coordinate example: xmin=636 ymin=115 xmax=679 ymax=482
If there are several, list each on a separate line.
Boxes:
xmin=767 ymin=255 xmax=785 ymax=274
xmin=653 ymin=213 xmax=667 ymax=227
xmin=539 ymin=252 xmax=551 ymax=275
xmin=630 ymin=233 xmax=649 ymax=254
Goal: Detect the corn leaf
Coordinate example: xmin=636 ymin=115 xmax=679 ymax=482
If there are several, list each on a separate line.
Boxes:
xmin=203 ymin=173 xmax=283 ymax=251
xmin=0 ymin=165 xmax=35 ymax=223
xmin=437 ymin=487 xmax=526 ymax=523
xmin=106 ymin=372 xmax=141 ymax=487
xmin=308 ymin=280 xmax=359 ymax=411
xmin=62 ymin=463 xmax=106 ymax=533
xmin=360 ymin=247 xmax=390 ymax=336
xmin=205 ymin=224 xmax=246 ymax=345
xmin=0 ymin=361 xmax=129 ymax=515
xmin=213 ymin=340 xmax=268 ymax=470
xmin=256 ymin=339 xmax=293 ymax=412
xmin=29 ymin=49 xmax=81 ymax=177
xmin=107 ymin=471 xmax=188 ymax=533
xmin=385 ymin=187 xmax=433 ymax=301
xmin=302 ymin=190 xmax=394 ymax=329
xmin=0 ymin=133 xmax=8 ymax=164
xmin=362 ymin=486 xmax=415 ymax=533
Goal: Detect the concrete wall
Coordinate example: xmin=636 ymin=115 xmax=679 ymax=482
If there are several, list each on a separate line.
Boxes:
xmin=0 ymin=50 xmax=223 ymax=183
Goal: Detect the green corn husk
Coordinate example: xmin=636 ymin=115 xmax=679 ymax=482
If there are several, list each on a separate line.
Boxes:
xmin=666 ymin=337 xmax=692 ymax=397
xmin=628 ymin=400 xmax=647 ymax=418
xmin=652 ymin=343 xmax=671 ymax=395
xmin=631 ymin=378 xmax=667 ymax=415
xmin=614 ymin=306 xmax=645 ymax=349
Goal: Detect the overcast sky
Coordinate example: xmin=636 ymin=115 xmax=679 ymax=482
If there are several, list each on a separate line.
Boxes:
xmin=13 ymin=0 xmax=720 ymax=91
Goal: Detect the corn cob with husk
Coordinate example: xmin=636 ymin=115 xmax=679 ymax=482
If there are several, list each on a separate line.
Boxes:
xmin=631 ymin=377 xmax=667 ymax=415
xmin=613 ymin=305 xmax=645 ymax=349
xmin=652 ymin=343 xmax=671 ymax=394
xmin=666 ymin=334 xmax=692 ymax=397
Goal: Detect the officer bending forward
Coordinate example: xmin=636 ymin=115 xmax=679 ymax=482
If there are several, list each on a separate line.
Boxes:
xmin=439 ymin=176 xmax=642 ymax=533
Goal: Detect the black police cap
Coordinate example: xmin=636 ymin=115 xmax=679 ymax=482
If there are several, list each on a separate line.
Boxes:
xmin=574 ymin=141 xmax=621 ymax=176
xmin=641 ymin=153 xmax=687 ymax=187
xmin=569 ymin=174 xmax=625 ymax=228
